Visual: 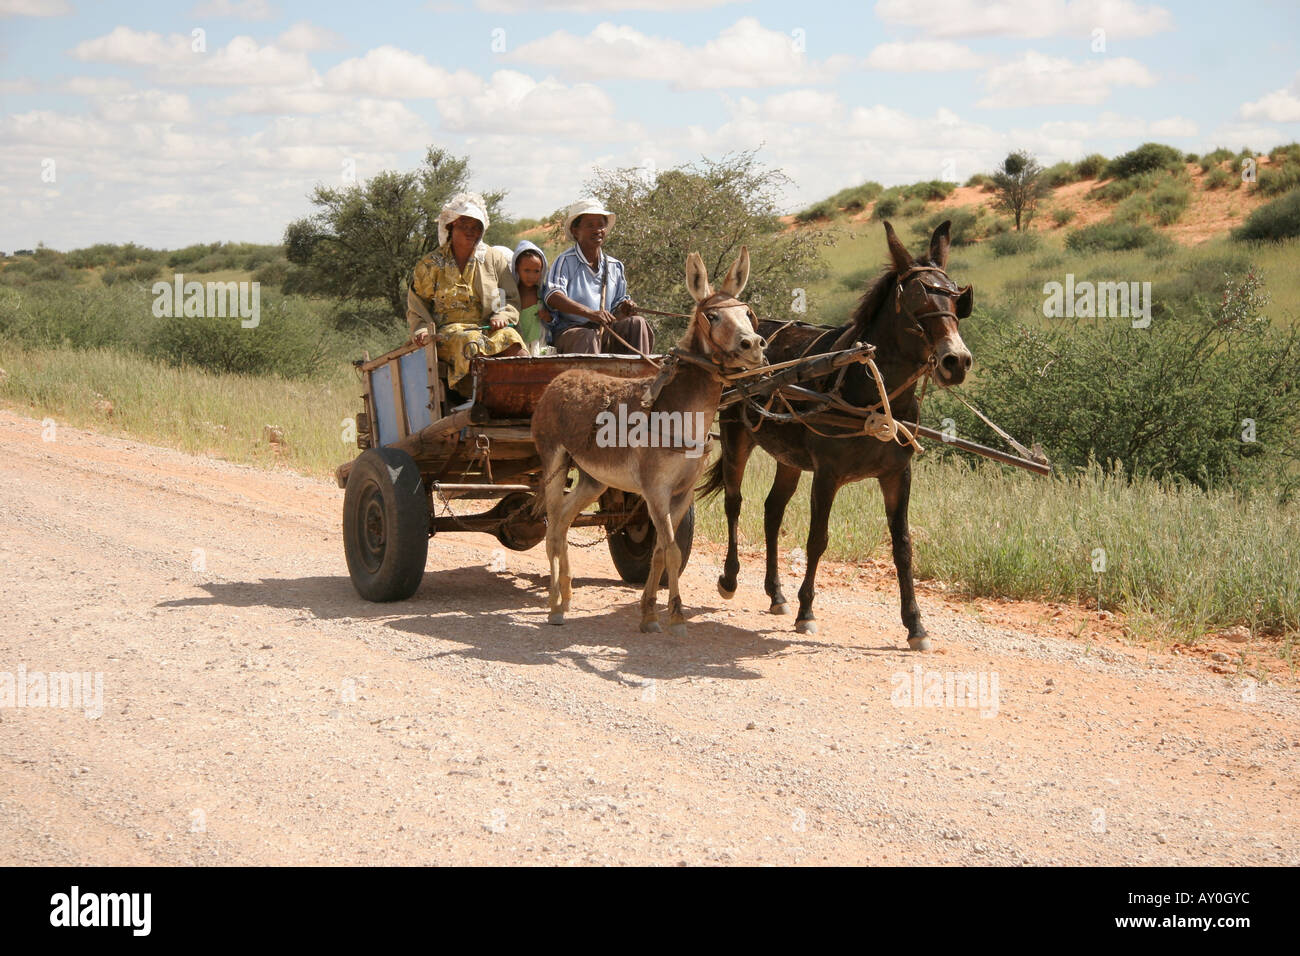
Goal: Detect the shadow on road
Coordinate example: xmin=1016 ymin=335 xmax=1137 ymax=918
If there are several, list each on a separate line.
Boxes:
xmin=158 ymin=564 xmax=893 ymax=684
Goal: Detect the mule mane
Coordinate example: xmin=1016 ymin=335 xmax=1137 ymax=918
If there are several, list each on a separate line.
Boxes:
xmin=847 ymin=255 xmax=941 ymax=339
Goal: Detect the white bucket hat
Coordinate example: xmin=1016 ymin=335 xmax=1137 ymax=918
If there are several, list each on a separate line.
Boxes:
xmin=437 ymin=192 xmax=490 ymax=247
xmin=564 ymin=197 xmax=616 ymax=239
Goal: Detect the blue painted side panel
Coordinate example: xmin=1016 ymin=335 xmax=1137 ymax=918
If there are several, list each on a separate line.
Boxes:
xmin=399 ymin=350 xmax=432 ymax=434
xmin=372 ymin=364 xmax=399 ymax=446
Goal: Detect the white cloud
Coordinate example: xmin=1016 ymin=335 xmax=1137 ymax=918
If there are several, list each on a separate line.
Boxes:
xmin=61 ymin=76 xmax=136 ymax=96
xmin=864 ymin=40 xmax=988 ymax=71
xmin=978 ymin=52 xmax=1156 ymax=107
xmin=1150 ymin=116 xmax=1196 ymax=137
xmin=1206 ymin=122 xmax=1286 ymax=152
xmin=323 ymin=46 xmax=481 ymax=98
xmin=1240 ymin=73 xmax=1300 ymax=123
xmin=214 ymin=82 xmax=345 ymax=114
xmin=251 ymin=100 xmax=430 ymax=149
xmin=760 ymin=89 xmax=841 ymax=125
xmin=71 ymin=27 xmax=317 ymax=87
xmin=94 ymin=90 xmax=198 ymax=125
xmin=276 ymin=21 xmax=346 ymax=52
xmin=435 ymin=70 xmax=634 ymax=136
xmin=477 ymin=0 xmax=739 ymax=9
xmin=874 ymin=0 xmax=1173 ymax=38
xmin=508 ymin=18 xmax=853 ymax=89
xmin=0 ymin=78 xmax=39 ymax=93
xmin=0 ymin=0 xmax=70 ymax=15
xmin=190 ymin=0 xmax=277 ymax=19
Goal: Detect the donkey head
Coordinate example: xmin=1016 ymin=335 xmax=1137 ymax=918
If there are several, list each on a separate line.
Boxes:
xmin=883 ymin=220 xmax=973 ymax=386
xmin=684 ymin=246 xmax=766 ymax=371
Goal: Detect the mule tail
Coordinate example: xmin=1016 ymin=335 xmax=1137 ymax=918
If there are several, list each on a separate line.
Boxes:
xmin=697 ymin=447 xmax=726 ymax=500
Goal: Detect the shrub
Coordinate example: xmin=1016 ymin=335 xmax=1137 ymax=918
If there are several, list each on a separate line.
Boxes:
xmin=1114 ymin=176 xmax=1191 ymax=225
xmin=1203 ymin=167 xmax=1233 ymax=190
xmin=1103 ymin=142 xmax=1184 ymax=180
xmin=1148 ymin=251 xmax=1252 ymax=320
xmin=0 ymin=282 xmax=148 ymax=351
xmin=1051 ymin=206 xmax=1077 ymax=226
xmin=903 ymin=180 xmax=956 ymax=202
xmin=146 ymin=295 xmax=331 ymax=378
xmin=127 ymin=260 xmax=160 ymax=282
xmin=1041 ymin=161 xmax=1079 ymax=189
xmin=871 ymin=192 xmax=902 ymax=220
xmin=910 ymin=208 xmax=981 ymax=246
xmin=1269 ymin=142 xmax=1300 ymax=165
xmin=1199 ymin=147 xmax=1235 ymax=173
xmin=1232 ymin=188 xmax=1300 ymax=242
xmin=1257 ymin=162 xmax=1300 ymax=197
xmin=64 ymin=242 xmax=163 ymax=270
xmin=1075 ymin=153 xmax=1108 ymax=179
xmin=826 ymin=181 xmax=883 ymax=213
xmin=795 ymin=200 xmax=835 ymax=223
xmin=926 ymin=269 xmax=1300 ymax=490
xmin=965 ymin=173 xmax=993 ymax=189
xmin=898 ymin=197 xmax=928 ymax=218
xmin=1184 ymin=153 xmax=1199 ymax=164
xmin=1065 ymin=220 xmax=1163 ymax=252
xmin=252 ymin=259 xmax=291 ymax=287
xmin=990 ymin=230 xmax=1041 ymax=257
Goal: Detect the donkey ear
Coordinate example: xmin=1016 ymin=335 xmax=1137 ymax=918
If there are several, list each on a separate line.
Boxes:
xmin=929 ymin=220 xmax=952 ymax=269
xmin=685 ymin=251 xmax=711 ymax=303
xmin=883 ymin=221 xmax=913 ymax=274
xmin=956 ymin=284 xmax=973 ymax=319
xmin=720 ymin=245 xmax=750 ymax=297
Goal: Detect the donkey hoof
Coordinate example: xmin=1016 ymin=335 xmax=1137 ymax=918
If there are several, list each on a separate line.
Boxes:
xmin=640 ymin=619 xmax=662 ymax=633
xmin=717 ymin=579 xmax=736 ymax=600
xmin=547 ymin=612 xmax=565 ymax=626
xmin=795 ymin=618 xmax=818 ymax=635
xmin=668 ymin=622 xmax=687 ymax=638
xmin=770 ymin=602 xmax=788 ymax=616
xmin=907 ymin=635 xmax=932 ymax=652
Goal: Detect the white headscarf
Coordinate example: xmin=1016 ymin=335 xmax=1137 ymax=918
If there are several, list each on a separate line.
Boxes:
xmin=437 ymin=192 xmax=490 ymax=248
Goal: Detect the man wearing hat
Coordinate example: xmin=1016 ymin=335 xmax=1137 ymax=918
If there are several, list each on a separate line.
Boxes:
xmin=544 ymin=197 xmax=654 ymax=355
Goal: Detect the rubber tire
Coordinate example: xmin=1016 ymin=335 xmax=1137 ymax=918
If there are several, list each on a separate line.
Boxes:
xmin=343 ymin=447 xmax=429 ymax=602
xmin=608 ymin=502 xmax=694 ymax=586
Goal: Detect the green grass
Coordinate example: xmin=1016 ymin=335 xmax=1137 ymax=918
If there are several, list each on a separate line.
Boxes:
xmin=795 ymin=211 xmax=1300 ymax=330
xmin=695 ymin=450 xmax=1300 ymax=647
xmin=0 ymin=342 xmax=361 ymax=480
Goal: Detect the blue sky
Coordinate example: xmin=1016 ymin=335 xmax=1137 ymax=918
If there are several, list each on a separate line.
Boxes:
xmin=2 ymin=0 xmax=1298 ymax=250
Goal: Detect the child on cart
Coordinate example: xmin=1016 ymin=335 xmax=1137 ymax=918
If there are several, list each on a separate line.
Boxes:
xmin=511 ymin=239 xmax=551 ymax=355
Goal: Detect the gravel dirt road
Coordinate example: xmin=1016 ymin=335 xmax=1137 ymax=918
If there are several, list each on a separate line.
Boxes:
xmin=1 ymin=408 xmax=1296 ymax=865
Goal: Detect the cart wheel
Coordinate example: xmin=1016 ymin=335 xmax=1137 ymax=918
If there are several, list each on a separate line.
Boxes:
xmin=343 ymin=447 xmax=429 ymax=602
xmin=607 ymin=501 xmax=694 ymax=586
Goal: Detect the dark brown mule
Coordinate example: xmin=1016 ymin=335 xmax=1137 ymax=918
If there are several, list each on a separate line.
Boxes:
xmin=533 ymin=248 xmax=765 ymax=637
xmin=700 ymin=221 xmax=973 ymax=650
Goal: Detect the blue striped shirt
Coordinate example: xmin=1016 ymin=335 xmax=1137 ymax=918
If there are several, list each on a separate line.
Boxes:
xmin=544 ymin=244 xmax=630 ymax=339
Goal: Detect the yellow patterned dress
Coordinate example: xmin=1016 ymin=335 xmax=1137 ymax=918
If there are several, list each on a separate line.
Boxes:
xmin=412 ymin=244 xmax=525 ymax=390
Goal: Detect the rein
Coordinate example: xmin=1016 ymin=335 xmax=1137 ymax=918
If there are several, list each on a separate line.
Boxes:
xmin=743 ymin=264 xmax=964 ymax=450
xmin=638 ymin=292 xmax=755 ymax=408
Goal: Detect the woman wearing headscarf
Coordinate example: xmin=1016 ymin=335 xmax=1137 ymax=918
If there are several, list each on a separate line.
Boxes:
xmin=407 ymin=192 xmax=525 ymax=394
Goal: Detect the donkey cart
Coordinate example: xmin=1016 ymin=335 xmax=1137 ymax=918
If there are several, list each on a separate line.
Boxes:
xmin=334 ymin=340 xmax=697 ymax=602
